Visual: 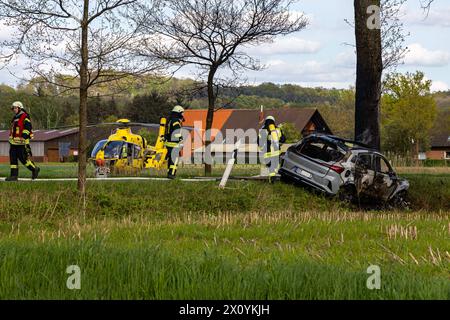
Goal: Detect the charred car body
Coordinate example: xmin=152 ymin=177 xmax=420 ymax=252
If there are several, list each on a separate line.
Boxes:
xmin=279 ymin=134 xmax=409 ymax=208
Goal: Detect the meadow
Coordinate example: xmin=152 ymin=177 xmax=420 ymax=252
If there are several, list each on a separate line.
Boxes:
xmin=0 ymin=164 xmax=448 ymax=299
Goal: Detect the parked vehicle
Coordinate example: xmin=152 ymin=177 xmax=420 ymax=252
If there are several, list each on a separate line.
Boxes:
xmin=279 ymin=134 xmax=410 ymax=208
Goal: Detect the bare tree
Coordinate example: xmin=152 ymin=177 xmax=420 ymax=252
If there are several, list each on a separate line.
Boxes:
xmin=420 ymin=0 xmax=435 ymax=14
xmin=346 ymin=0 xmax=408 ymax=71
xmin=136 ymin=0 xmax=307 ymax=175
xmin=381 ymin=0 xmax=408 ymax=71
xmin=0 ymin=0 xmax=163 ymax=195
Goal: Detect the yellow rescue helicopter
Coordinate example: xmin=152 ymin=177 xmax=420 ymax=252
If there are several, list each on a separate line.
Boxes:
xmin=90 ymin=118 xmax=171 ymax=177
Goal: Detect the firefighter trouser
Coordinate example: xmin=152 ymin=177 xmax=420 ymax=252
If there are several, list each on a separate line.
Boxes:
xmin=9 ymin=144 xmax=36 ymax=177
xmin=265 ymin=156 xmax=280 ymax=177
xmin=263 ymin=150 xmax=281 ymax=182
xmin=166 ymin=146 xmax=180 ymax=177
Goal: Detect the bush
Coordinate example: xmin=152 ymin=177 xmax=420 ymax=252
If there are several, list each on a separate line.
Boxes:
xmin=423 ymin=159 xmax=450 ymax=167
xmin=281 ymin=122 xmax=301 ymax=143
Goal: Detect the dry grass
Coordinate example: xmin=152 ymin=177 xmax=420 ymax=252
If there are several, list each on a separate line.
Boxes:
xmin=386 ymin=224 xmax=418 ymax=241
xmin=396 ymin=167 xmax=450 ymax=174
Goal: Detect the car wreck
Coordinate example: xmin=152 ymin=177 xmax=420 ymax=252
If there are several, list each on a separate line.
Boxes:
xmin=279 ymin=134 xmax=410 ymax=209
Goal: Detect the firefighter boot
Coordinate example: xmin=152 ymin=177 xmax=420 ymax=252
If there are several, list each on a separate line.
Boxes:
xmin=6 ymin=167 xmax=19 ymax=181
xmin=32 ymin=167 xmax=40 ymax=180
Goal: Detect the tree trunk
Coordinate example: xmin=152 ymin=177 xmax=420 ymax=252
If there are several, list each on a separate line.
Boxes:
xmin=78 ymin=0 xmax=89 ymax=195
xmin=204 ymin=67 xmax=217 ymax=176
xmin=354 ymin=0 xmax=382 ymax=150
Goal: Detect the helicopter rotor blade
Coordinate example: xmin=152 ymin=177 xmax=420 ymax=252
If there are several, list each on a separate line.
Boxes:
xmin=127 ymin=123 xmax=161 ymax=129
xmin=44 ymin=121 xmax=200 ymax=131
xmin=84 ymin=122 xmax=160 ymax=129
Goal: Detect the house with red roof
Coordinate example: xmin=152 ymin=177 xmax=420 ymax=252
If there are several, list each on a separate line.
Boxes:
xmin=182 ymin=108 xmax=332 ymax=163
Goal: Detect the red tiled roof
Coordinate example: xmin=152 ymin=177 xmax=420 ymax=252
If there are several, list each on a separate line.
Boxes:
xmin=184 ymin=109 xmax=233 ymax=132
xmin=185 ymin=108 xmax=331 ymax=135
xmin=184 ymin=109 xmax=234 ymax=142
xmin=182 ymin=108 xmax=332 ymax=146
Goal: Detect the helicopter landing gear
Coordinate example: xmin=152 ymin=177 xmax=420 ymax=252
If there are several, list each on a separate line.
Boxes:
xmin=95 ymin=167 xmax=110 ymax=178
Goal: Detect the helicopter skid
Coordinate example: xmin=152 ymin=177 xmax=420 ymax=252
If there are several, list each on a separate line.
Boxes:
xmin=95 ymin=167 xmax=111 ymax=178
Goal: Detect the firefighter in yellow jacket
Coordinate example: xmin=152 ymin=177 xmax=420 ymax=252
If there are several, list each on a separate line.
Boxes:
xmin=6 ymin=101 xmax=40 ymax=181
xmin=258 ymin=116 xmax=286 ymax=183
xmin=164 ymin=105 xmax=185 ymax=179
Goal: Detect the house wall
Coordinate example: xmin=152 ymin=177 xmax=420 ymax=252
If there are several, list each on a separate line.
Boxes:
xmin=30 ymin=142 xmax=45 ymax=157
xmin=0 ymin=133 xmax=79 ymax=163
xmin=426 ymin=149 xmax=448 ymax=160
xmin=44 ymin=134 xmax=79 ymax=162
xmin=0 ymin=142 xmax=8 ymax=158
xmin=0 ymin=141 xmax=45 ymax=163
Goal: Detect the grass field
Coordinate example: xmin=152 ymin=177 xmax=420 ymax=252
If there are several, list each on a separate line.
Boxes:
xmin=0 ymin=163 xmax=264 ymax=179
xmin=0 ymin=163 xmax=448 ymax=299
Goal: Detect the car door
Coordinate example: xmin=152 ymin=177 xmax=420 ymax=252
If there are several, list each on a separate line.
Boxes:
xmin=354 ymin=153 xmax=375 ymax=196
xmin=371 ymin=154 xmax=398 ymax=201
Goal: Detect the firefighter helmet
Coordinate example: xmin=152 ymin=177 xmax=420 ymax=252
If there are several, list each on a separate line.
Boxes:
xmin=11 ymin=101 xmax=24 ymax=110
xmin=265 ymin=116 xmax=275 ymax=122
xmin=172 ymin=105 xmax=185 ymax=114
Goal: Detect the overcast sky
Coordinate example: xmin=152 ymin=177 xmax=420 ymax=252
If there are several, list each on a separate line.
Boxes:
xmin=0 ymin=0 xmax=449 ymax=92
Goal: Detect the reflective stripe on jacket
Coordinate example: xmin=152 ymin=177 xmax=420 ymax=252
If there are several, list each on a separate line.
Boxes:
xmin=9 ymin=112 xmax=33 ymax=145
xmin=259 ymin=124 xmax=283 ymax=154
xmin=165 ymin=117 xmax=183 ymax=148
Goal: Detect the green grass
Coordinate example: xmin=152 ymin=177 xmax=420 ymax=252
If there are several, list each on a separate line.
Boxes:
xmin=0 ymin=163 xmax=262 ymax=179
xmin=0 ymin=165 xmax=448 ymax=299
xmin=0 ymin=241 xmax=448 ymax=300
xmin=0 ymin=162 xmax=81 ymax=179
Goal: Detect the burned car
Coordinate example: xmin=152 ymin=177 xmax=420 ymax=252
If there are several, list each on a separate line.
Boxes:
xmin=279 ymin=134 xmax=410 ymax=208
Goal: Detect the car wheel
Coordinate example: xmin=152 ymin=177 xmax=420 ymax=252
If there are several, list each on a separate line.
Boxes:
xmin=388 ymin=190 xmax=410 ymax=210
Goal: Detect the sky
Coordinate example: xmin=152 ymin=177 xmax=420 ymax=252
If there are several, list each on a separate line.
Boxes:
xmin=241 ymin=0 xmax=450 ymax=92
xmin=0 ymin=0 xmax=449 ymax=92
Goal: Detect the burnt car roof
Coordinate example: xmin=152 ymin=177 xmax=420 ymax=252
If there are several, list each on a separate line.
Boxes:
xmin=303 ymin=134 xmax=375 ymax=151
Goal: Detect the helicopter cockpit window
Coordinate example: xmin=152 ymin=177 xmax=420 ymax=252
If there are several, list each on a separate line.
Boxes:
xmin=91 ymin=139 xmax=108 ymax=158
xmin=103 ymin=141 xmax=126 ymax=159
